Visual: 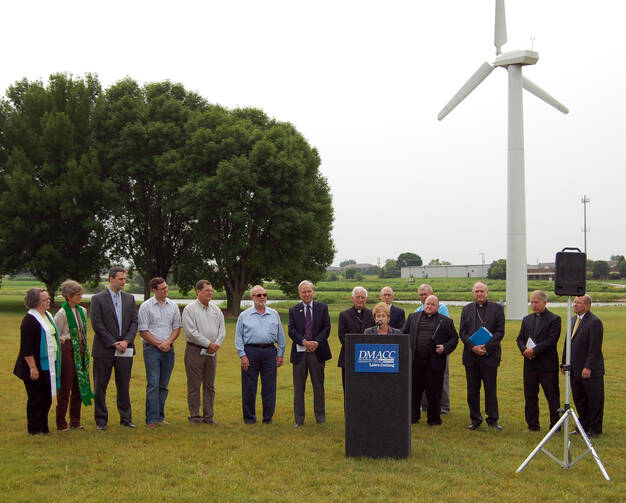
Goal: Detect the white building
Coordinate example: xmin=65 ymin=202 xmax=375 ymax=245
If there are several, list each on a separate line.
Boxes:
xmin=401 ymin=264 xmax=490 ymax=279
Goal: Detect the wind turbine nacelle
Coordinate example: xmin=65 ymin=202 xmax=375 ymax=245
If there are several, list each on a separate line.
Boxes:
xmin=494 ymin=50 xmax=539 ymax=67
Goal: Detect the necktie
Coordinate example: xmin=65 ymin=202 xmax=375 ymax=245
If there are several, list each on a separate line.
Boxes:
xmin=305 ymin=305 xmax=313 ymax=340
xmin=571 ymin=315 xmax=581 ymax=339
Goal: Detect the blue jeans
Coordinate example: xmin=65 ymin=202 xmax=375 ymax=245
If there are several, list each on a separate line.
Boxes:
xmin=143 ymin=345 xmax=175 ymax=424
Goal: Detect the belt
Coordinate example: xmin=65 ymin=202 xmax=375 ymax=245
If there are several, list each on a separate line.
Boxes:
xmin=186 ymin=341 xmax=204 ymax=349
xmin=245 ymin=343 xmax=275 ymax=348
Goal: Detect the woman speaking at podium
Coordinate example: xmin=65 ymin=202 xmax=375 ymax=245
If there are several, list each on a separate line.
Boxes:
xmin=364 ymin=303 xmax=403 ymax=336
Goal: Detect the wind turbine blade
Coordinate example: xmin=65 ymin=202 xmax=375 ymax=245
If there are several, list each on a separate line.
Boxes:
xmin=438 ymin=62 xmax=495 ymax=121
xmin=495 ymin=0 xmax=507 ymax=55
xmin=522 ymin=77 xmax=569 ymax=114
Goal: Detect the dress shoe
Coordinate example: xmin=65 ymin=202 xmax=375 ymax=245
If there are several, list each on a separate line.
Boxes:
xmin=70 ymin=424 xmax=84 ymax=430
xmin=96 ymin=424 xmax=108 ymax=431
xmin=121 ymin=422 xmax=136 ymax=428
xmin=294 ymin=423 xmax=304 ymax=428
xmin=488 ymin=423 xmax=503 ymax=431
xmin=188 ymin=418 xmax=203 ymax=425
xmin=58 ymin=425 xmax=70 ymax=432
xmin=441 ymin=410 xmax=449 ymax=415
xmin=467 ymin=423 xmax=480 ymax=430
xmin=159 ymin=420 xmax=170 ymax=425
xmin=203 ymin=419 xmax=217 ymax=425
xmin=262 ymin=419 xmax=274 ymax=424
xmin=587 ymin=432 xmax=600 ymax=438
xmin=525 ymin=428 xmax=540 ymax=432
xmin=428 ymin=422 xmax=442 ymax=427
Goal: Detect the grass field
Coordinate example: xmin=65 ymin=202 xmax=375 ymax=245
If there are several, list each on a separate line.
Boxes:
xmin=0 ymin=296 xmax=624 ymax=502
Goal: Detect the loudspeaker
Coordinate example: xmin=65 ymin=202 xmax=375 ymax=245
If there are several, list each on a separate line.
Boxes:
xmin=555 ymin=250 xmax=586 ymax=296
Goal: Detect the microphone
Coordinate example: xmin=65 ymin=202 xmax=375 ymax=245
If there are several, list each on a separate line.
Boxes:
xmin=375 ymin=320 xmax=383 ymax=327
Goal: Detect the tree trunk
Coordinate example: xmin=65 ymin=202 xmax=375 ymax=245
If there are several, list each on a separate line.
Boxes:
xmin=225 ymin=284 xmax=246 ymax=316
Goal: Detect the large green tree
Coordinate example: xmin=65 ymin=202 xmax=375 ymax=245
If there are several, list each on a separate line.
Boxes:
xmin=397 ymin=252 xmax=422 ymax=267
xmin=94 ymin=79 xmax=208 ymax=297
xmin=0 ymin=74 xmax=111 ymax=297
xmin=180 ymin=107 xmax=335 ymax=313
xmin=488 ymin=258 xmax=506 ymax=280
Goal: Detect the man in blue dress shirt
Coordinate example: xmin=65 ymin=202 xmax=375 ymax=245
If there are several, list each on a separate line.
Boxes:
xmin=235 ymin=285 xmax=286 ymax=424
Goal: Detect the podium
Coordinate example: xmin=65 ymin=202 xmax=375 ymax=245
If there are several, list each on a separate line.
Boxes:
xmin=344 ymin=333 xmax=412 ymax=458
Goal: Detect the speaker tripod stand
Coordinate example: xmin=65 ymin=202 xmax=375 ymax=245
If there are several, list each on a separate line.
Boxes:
xmin=516 ymin=296 xmax=610 ymax=481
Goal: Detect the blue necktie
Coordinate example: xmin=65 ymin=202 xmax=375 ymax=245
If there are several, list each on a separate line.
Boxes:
xmin=305 ymin=305 xmax=313 ymax=340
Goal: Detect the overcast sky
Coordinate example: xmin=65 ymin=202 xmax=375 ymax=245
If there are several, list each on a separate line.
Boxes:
xmin=2 ymin=1 xmax=624 ymax=267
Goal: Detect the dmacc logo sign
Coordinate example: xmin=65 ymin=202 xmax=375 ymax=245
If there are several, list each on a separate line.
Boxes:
xmin=354 ymin=343 xmax=399 ymax=373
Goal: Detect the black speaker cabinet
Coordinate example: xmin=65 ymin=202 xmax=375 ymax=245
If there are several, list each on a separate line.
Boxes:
xmin=555 ymin=251 xmax=586 ymax=296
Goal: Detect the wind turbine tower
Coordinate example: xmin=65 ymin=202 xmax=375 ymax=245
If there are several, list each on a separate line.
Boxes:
xmin=438 ymin=0 xmax=569 ymax=319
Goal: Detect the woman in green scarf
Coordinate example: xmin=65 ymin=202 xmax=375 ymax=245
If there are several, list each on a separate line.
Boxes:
xmin=53 ymin=280 xmax=94 ymax=430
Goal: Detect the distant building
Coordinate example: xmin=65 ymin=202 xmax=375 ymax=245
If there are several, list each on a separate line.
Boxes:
xmin=401 ymin=262 xmax=557 ymax=280
xmin=401 ymin=264 xmax=489 ymax=279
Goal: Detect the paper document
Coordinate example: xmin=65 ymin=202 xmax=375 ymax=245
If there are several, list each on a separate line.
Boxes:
xmin=114 ymin=347 xmax=134 ymax=358
xmin=296 ymin=344 xmax=306 ymax=352
xmin=526 ymin=337 xmax=536 ymax=349
xmin=200 ymin=348 xmax=216 ymax=357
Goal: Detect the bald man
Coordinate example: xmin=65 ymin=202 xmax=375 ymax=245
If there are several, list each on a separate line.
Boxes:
xmin=380 ymin=286 xmax=405 ymax=329
xmin=459 ymin=282 xmax=505 ymax=431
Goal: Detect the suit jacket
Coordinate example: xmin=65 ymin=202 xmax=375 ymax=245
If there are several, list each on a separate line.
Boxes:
xmin=337 ymin=306 xmax=375 ymax=367
xmin=516 ymin=308 xmax=561 ymax=372
xmin=459 ymin=300 xmax=505 ymax=368
xmin=90 ymin=289 xmax=138 ymax=358
xmin=288 ymin=301 xmax=332 ymax=364
xmin=401 ymin=312 xmax=458 ymax=372
xmin=363 ymin=325 xmax=403 ymax=335
xmin=389 ymin=304 xmax=406 ymax=330
xmin=562 ymin=310 xmax=604 ymax=378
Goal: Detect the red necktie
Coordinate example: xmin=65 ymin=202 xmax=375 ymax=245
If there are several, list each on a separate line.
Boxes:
xmin=305 ymin=305 xmax=313 ymax=340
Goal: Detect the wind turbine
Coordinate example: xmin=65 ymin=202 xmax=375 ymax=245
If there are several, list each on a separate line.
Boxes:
xmin=438 ymin=0 xmax=569 ymax=320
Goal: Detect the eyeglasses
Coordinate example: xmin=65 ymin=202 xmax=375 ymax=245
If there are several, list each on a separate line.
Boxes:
xmin=155 ymin=285 xmax=168 ymax=291
xmin=254 ymin=293 xmax=267 ymax=298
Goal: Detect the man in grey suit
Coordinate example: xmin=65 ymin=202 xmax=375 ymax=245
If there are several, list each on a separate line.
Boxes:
xmin=91 ymin=266 xmax=138 ymax=430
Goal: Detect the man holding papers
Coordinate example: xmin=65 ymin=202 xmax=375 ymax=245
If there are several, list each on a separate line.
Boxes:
xmin=516 ymin=291 xmax=561 ymax=432
xmin=459 ymin=282 xmax=505 ymax=430
xmin=91 ymin=266 xmax=138 ymax=430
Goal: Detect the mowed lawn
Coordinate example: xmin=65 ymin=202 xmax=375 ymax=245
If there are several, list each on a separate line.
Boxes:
xmin=0 ymin=303 xmax=624 ymax=502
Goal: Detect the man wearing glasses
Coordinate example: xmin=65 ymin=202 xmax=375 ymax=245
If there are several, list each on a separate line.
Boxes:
xmin=182 ymin=280 xmax=225 ymax=424
xmin=235 ymin=285 xmax=286 ymax=424
xmin=138 ymin=277 xmax=182 ymax=427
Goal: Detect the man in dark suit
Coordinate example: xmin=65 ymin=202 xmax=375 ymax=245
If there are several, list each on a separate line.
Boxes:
xmin=337 ymin=286 xmax=375 ymax=391
xmin=380 ymin=286 xmax=405 ymax=329
xmin=288 ymin=280 xmax=332 ymax=426
xmin=90 ymin=266 xmax=138 ymax=430
xmin=562 ymin=295 xmax=604 ymax=437
xmin=516 ymin=290 xmax=561 ymax=431
xmin=402 ymin=295 xmax=458 ymax=425
xmin=459 ymin=281 xmax=505 ymax=430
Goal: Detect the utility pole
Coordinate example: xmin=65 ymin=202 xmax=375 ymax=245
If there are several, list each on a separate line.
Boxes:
xmin=479 ymin=252 xmax=486 ymax=277
xmin=581 ymin=195 xmax=590 ymax=255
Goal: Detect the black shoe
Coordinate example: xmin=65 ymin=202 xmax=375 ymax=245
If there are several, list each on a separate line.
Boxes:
xmin=587 ymin=432 xmax=600 ymax=438
xmin=441 ymin=410 xmax=449 ymax=415
xmin=121 ymin=422 xmax=136 ymax=428
xmin=488 ymin=423 xmax=503 ymax=431
xmin=262 ymin=419 xmax=274 ymax=424
xmin=467 ymin=423 xmax=480 ymax=430
xmin=525 ymin=427 xmax=540 ymax=432
xmin=428 ymin=421 xmax=442 ymax=427
xmin=203 ymin=419 xmax=217 ymax=425
xmin=96 ymin=424 xmax=107 ymax=431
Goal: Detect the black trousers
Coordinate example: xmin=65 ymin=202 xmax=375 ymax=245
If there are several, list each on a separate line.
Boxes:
xmin=241 ymin=345 xmax=277 ymax=423
xmin=523 ymin=368 xmax=560 ymax=430
xmin=292 ymin=353 xmax=326 ymax=425
xmin=23 ymin=371 xmax=52 ymax=434
xmin=93 ymin=356 xmax=133 ymax=426
xmin=412 ymin=355 xmax=444 ymax=425
xmin=465 ymin=361 xmax=499 ymax=426
xmin=571 ymin=374 xmax=604 ymax=435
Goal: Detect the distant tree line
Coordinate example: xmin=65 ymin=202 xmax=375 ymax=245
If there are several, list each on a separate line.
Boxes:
xmin=0 ymin=74 xmax=334 ymax=313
